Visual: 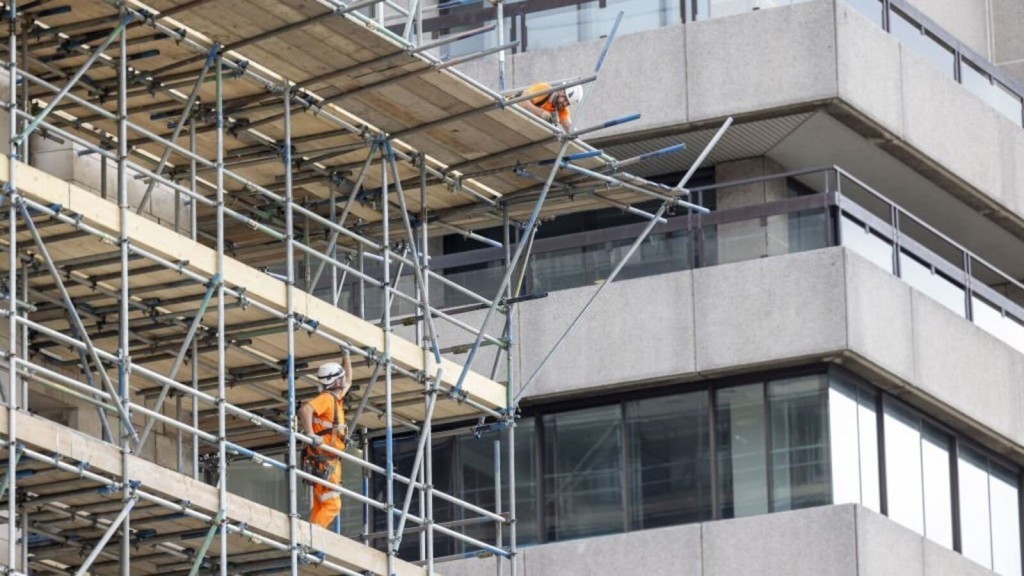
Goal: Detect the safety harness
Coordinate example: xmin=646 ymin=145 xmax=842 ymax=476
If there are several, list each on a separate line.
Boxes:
xmin=300 ymin=394 xmax=342 ymax=486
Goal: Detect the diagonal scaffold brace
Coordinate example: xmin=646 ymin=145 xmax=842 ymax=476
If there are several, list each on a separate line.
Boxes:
xmin=12 ymin=13 xmax=134 ymax=147
xmin=16 ymin=200 xmax=139 ymax=442
xmin=515 ymin=116 xmax=734 ymax=402
xmin=72 ymin=487 xmax=140 ymax=576
xmin=451 ymin=11 xmax=625 ymax=399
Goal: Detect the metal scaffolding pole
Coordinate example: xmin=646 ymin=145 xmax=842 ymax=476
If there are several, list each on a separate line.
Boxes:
xmin=73 ymin=493 xmax=139 ymax=576
xmin=6 ymin=0 xmax=20 ymax=571
xmin=283 ymin=79 xmax=301 ymax=576
xmin=215 ymin=53 xmax=229 ymax=576
xmin=116 ymin=10 xmax=133 ymax=575
xmin=136 ymin=43 xmax=219 ymax=216
xmin=453 ymin=13 xmax=625 ymax=396
xmin=502 ymin=205 xmax=517 ymax=576
xmin=419 ymin=151 xmax=436 ymax=575
xmin=382 ymin=128 xmax=397 ymax=576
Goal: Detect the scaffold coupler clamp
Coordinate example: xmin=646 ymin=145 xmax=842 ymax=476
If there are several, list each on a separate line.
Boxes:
xmin=449 ymin=385 xmax=468 ymax=404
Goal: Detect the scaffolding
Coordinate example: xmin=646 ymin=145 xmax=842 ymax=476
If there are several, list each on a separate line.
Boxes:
xmin=0 ymin=0 xmax=720 ymax=574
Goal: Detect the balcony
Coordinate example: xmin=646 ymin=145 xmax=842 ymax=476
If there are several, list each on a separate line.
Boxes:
xmin=355 ymin=166 xmax=1024 ymax=356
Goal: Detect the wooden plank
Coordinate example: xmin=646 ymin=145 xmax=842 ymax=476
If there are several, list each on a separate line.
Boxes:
xmin=0 ymin=409 xmax=428 ymax=576
xmin=1 ymin=158 xmax=507 ymax=410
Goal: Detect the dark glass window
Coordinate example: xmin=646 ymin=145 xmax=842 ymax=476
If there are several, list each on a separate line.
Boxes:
xmin=625 ymin=392 xmax=711 ymax=529
xmin=542 ymin=404 xmax=625 ymax=540
xmin=372 ymin=437 xmax=456 ymax=559
xmin=769 ymin=375 xmax=830 ymax=512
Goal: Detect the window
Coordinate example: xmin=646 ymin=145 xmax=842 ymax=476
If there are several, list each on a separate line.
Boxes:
xmin=626 ymin=392 xmax=711 ymax=529
xmin=542 ymin=404 xmax=625 ymax=540
xmin=769 ymin=376 xmax=830 ymax=512
xmin=361 ymin=366 xmax=1023 ymax=575
xmin=716 ymin=383 xmax=768 ymax=518
xmin=880 ymin=407 xmax=914 ymax=533
xmin=921 ymin=426 xmax=953 ymax=549
xmin=960 ymin=447 xmax=994 ymax=567
xmin=828 ymin=375 xmax=880 ymax=512
xmin=959 ymin=447 xmax=1023 ymax=575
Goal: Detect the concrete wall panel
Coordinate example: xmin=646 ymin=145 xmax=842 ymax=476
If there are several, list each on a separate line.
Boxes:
xmin=518 ymin=270 xmax=695 ymax=399
xmin=991 ymin=0 xmax=1024 ymax=65
xmin=693 ymin=248 xmax=847 ymax=373
xmin=899 ymin=46 xmax=1004 ymax=208
xmin=702 ymin=505 xmax=857 ymax=576
xmin=685 ymin=0 xmax=837 ymax=122
xmin=835 ymin=2 xmax=904 ymax=137
xmin=910 ymin=291 xmax=1024 ymax=444
xmin=855 ymin=507 xmax=923 ymax=576
xmin=525 ymin=524 xmax=702 ymax=576
xmin=457 ymin=25 xmax=687 ymax=138
xmin=843 ymin=250 xmax=915 ymax=384
xmin=922 ymin=539 xmax=994 ymax=576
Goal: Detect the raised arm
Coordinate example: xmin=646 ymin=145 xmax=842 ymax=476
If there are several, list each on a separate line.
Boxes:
xmin=341 ymin=351 xmax=353 ymax=396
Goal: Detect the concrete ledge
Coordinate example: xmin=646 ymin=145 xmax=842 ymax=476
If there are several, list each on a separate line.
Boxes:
xmin=437 ymin=505 xmax=999 ymax=576
xmin=518 ymin=269 xmax=695 ymax=399
xmin=685 ymin=0 xmax=837 ymax=122
xmin=693 ymin=248 xmax=847 ymax=373
xmin=515 ymin=246 xmax=1024 ymax=458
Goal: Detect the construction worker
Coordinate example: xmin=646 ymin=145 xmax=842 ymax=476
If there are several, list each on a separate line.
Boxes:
xmin=520 ymin=83 xmax=582 ymax=131
xmin=299 ymin=352 xmax=353 ymax=528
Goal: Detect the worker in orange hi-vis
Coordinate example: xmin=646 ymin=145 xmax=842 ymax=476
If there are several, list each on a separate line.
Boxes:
xmin=299 ymin=350 xmax=353 ymax=528
xmin=520 ymin=83 xmax=583 ymax=132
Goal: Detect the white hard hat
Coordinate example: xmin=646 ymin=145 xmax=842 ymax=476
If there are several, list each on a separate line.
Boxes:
xmin=317 ymin=362 xmax=345 ymax=388
xmin=565 ymin=86 xmax=583 ymax=106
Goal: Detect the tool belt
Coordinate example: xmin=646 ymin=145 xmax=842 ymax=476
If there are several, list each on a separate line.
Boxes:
xmin=300 ymin=430 xmax=340 ymax=486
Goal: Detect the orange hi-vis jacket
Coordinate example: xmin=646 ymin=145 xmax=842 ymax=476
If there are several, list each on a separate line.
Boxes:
xmin=307 ymin=391 xmax=346 ymax=452
xmin=525 ymin=82 xmax=571 ymax=126
xmin=307 ymin=391 xmax=345 ymax=528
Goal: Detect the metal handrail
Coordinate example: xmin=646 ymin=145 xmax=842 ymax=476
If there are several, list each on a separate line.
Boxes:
xmin=425 ymin=166 xmax=1024 ymax=349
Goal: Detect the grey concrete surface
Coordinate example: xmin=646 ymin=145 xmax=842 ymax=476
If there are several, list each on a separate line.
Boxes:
xmin=403 ymin=505 xmax=1001 ymax=576
xmin=458 ymin=24 xmax=688 ymax=139
xmin=991 ymin=0 xmax=1024 ymax=66
xmin=525 ymin=523 xmax=702 ymax=576
xmin=702 ymin=505 xmax=857 ymax=576
xmin=997 ymin=117 xmax=1024 ymax=218
xmin=910 ymin=290 xmax=1024 ymax=444
xmin=693 ymin=248 xmax=847 ymax=373
xmin=899 ymin=45 xmax=1005 ymax=208
xmin=843 ymin=249 xmax=915 ymax=384
xmin=517 ymin=269 xmax=695 ymax=399
xmin=834 ymin=2 xmax=904 ymax=136
xmin=856 ymin=506 xmax=924 ymax=575
xmin=922 ymin=539 xmax=996 ymax=576
xmin=685 ymin=0 xmax=837 ymax=122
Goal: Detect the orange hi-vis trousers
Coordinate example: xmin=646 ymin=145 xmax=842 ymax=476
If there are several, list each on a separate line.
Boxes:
xmin=310 ymin=458 xmax=341 ymax=528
